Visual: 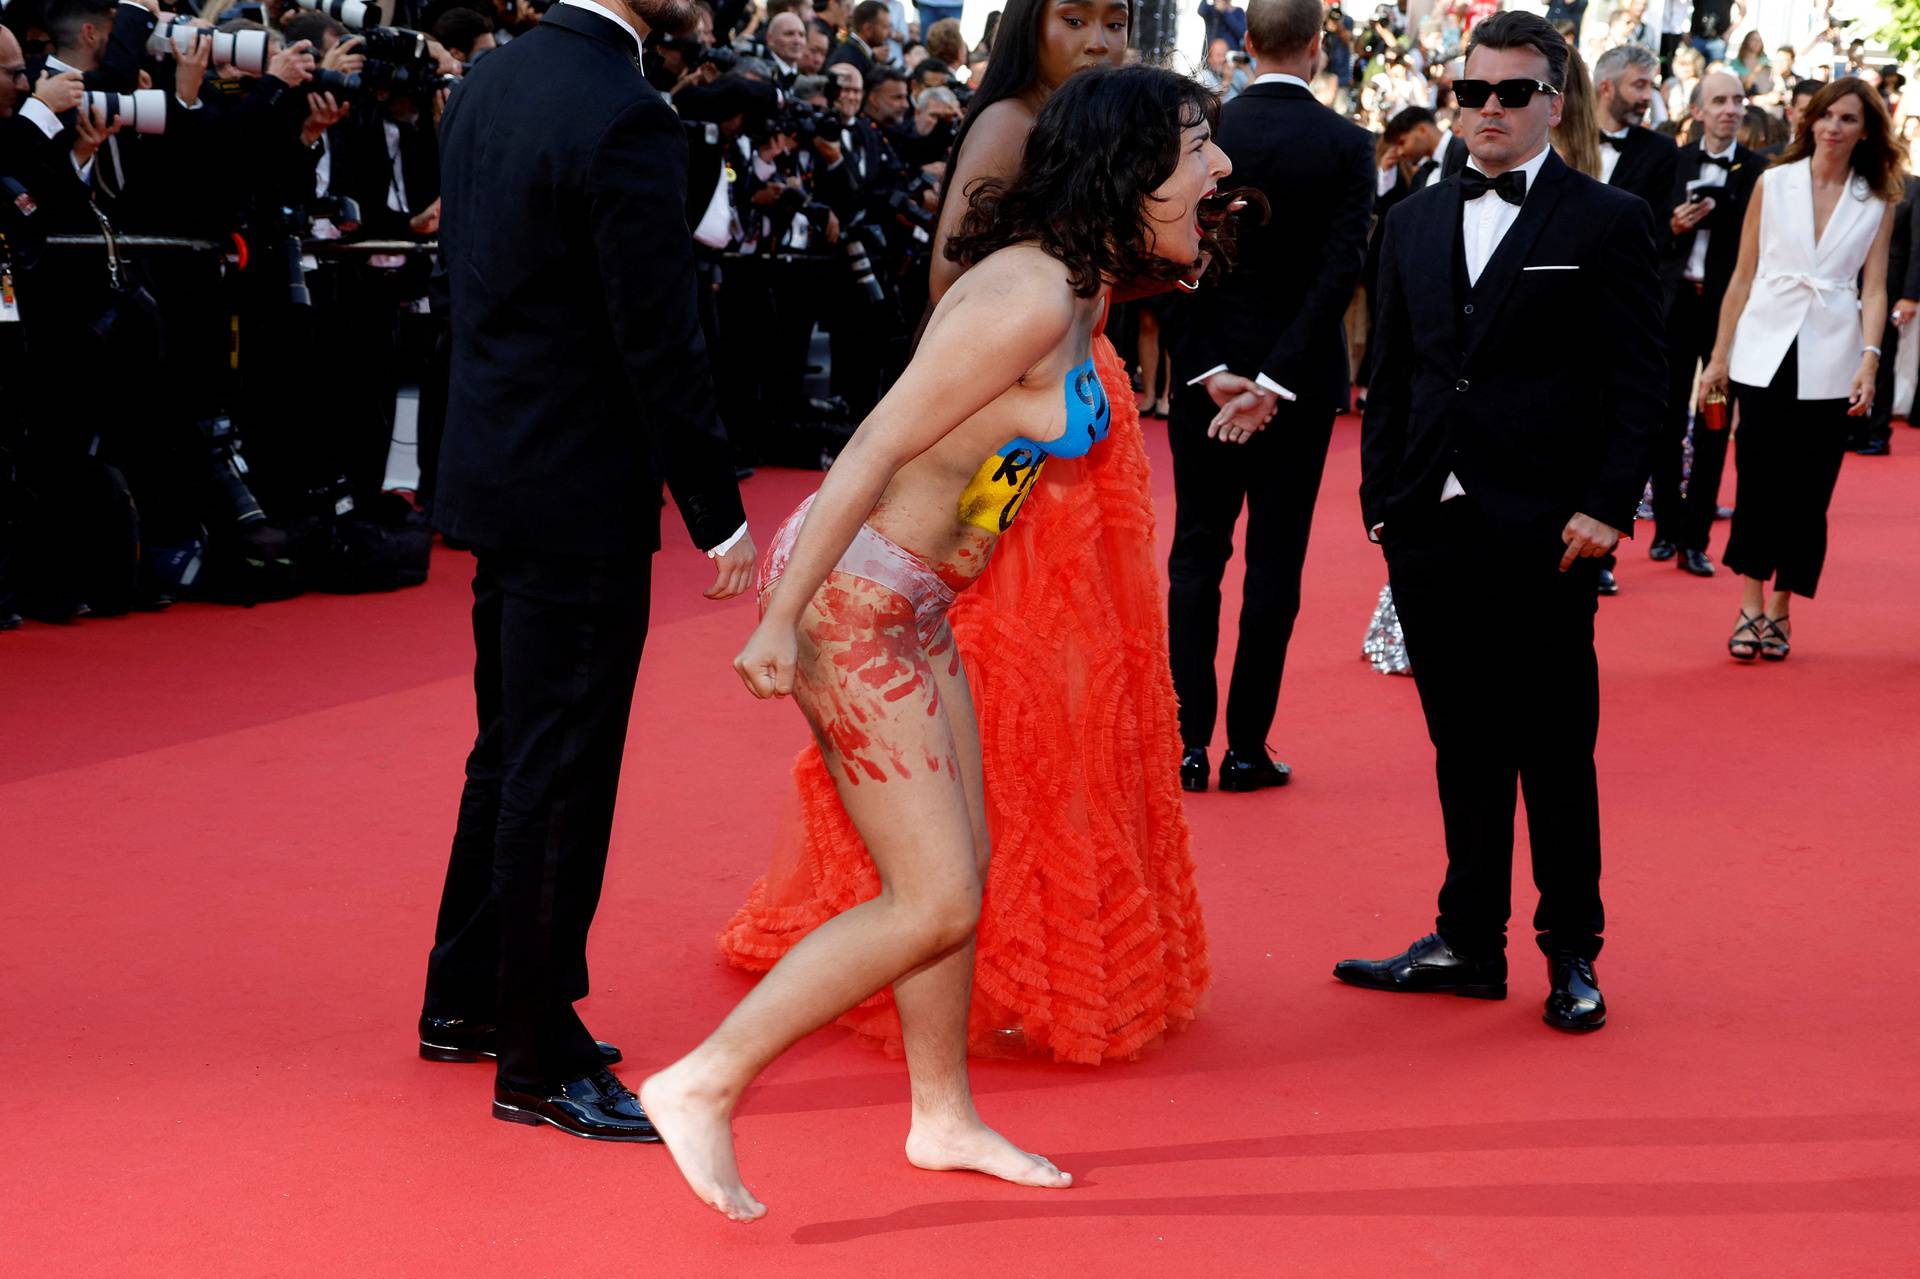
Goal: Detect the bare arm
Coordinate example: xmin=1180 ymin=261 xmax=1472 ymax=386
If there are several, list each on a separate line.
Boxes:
xmin=1704 ymin=176 xmax=1766 ymax=387
xmin=735 ymin=266 xmax=1075 ymax=696
xmin=1848 ymin=200 xmax=1896 ymax=415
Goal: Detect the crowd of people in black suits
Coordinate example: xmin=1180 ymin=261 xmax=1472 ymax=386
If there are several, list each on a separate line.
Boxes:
xmin=0 ymin=0 xmax=970 ymax=628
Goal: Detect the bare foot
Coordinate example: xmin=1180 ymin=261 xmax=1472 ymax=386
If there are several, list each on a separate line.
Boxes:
xmin=905 ymin=1117 xmax=1073 ymax=1188
xmin=639 ymin=1063 xmax=767 ymax=1223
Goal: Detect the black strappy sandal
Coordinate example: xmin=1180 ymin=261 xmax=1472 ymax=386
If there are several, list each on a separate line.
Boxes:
xmin=1759 ymin=614 xmax=1791 ymax=662
xmin=1728 ymin=610 xmax=1763 ymax=662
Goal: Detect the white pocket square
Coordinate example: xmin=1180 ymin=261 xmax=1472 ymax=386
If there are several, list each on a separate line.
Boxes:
xmin=1523 ymin=265 xmax=1580 ymax=271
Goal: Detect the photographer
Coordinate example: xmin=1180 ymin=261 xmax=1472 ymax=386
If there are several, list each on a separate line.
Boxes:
xmin=310 ymin=27 xmax=444 ymax=507
xmin=430 ymin=6 xmax=494 ymax=66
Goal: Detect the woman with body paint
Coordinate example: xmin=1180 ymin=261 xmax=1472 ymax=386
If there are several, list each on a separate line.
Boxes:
xmin=640 ymin=66 xmax=1242 ymax=1223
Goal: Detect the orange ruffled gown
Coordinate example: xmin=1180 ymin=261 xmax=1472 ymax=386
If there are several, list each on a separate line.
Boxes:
xmin=719 ymin=333 xmax=1211 ymax=1064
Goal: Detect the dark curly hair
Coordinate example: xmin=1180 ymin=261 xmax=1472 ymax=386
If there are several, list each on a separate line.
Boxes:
xmin=944 ymin=66 xmax=1258 ymax=298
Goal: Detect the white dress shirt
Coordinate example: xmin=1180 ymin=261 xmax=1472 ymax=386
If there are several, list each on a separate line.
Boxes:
xmin=1186 ymin=72 xmax=1312 ymax=404
xmin=562 ymin=0 xmax=743 ymax=555
xmin=1599 ymin=128 xmax=1629 ymax=185
xmin=558 ymin=0 xmax=641 ymax=49
xmin=1684 ymin=139 xmax=1736 ymax=283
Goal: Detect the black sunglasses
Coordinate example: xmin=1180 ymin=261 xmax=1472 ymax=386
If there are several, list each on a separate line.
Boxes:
xmin=1454 ymin=78 xmax=1561 ymax=109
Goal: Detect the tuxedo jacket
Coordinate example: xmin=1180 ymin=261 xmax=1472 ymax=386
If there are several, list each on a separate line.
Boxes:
xmin=1360 ymin=149 xmax=1665 ymax=539
xmin=1438 ymin=132 xmax=1469 ymax=180
xmin=434 ymin=4 xmax=745 ymax=557
xmin=1659 ymin=140 xmax=1764 ymax=315
xmin=1888 ymin=176 xmax=1920 ymax=304
xmin=1168 ymin=81 xmax=1374 ymax=415
xmin=1605 ymin=125 xmax=1679 ymax=219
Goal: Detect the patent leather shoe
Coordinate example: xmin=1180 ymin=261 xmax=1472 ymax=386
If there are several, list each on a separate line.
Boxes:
xmin=1647 ymin=539 xmax=1677 ymax=562
xmin=418 ymin=1015 xmax=621 ymax=1066
xmin=1680 ymin=548 xmax=1716 ymax=577
xmin=492 ymin=1069 xmax=660 ymax=1142
xmin=1855 ymin=438 xmax=1890 ymax=456
xmin=1595 ymin=568 xmax=1619 ymax=596
xmin=1180 ymin=747 xmax=1209 ymax=793
xmin=1333 ymin=932 xmax=1506 ymax=999
xmin=1543 ymin=954 xmax=1607 ymax=1032
xmin=1217 ymin=748 xmax=1290 ymax=792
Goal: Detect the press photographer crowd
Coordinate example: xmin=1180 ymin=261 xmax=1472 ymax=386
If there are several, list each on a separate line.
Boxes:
xmin=0 ymin=0 xmax=967 ymax=627
xmin=1 ymin=0 xmax=1911 ymax=637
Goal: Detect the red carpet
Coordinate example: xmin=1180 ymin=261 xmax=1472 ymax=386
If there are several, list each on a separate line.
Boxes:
xmin=4 ymin=417 xmax=1916 ymax=1275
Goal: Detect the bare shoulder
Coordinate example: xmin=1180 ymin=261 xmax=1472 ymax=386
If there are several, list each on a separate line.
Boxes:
xmin=941 ymin=246 xmax=1077 ymax=339
xmin=953 ymin=99 xmax=1038 ymax=179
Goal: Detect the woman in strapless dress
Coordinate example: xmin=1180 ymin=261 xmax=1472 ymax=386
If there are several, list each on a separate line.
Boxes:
xmin=720 ymin=0 xmax=1215 ymax=1066
xmin=643 ymin=68 xmax=1239 ymax=1223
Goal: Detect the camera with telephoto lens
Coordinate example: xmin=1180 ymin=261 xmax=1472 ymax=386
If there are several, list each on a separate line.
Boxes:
xmin=330 ymin=28 xmax=457 ymax=103
xmin=252 ymin=194 xmax=361 ymax=308
xmin=885 ymin=170 xmax=936 ymax=239
xmin=201 ymin=415 xmax=266 ymax=528
xmin=842 ymin=232 xmax=885 ymax=306
xmin=294 ymin=0 xmax=383 ymax=31
xmin=79 ymin=89 xmax=169 ymax=135
xmin=146 ymin=20 xmax=271 ymax=75
xmin=769 ymin=100 xmax=830 ymax=148
xmin=660 ymin=34 xmax=737 ymax=72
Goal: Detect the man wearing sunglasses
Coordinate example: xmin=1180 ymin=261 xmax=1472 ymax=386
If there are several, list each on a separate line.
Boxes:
xmin=1344 ymin=10 xmax=1664 ymax=1035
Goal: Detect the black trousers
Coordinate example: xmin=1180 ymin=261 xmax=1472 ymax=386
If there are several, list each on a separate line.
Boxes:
xmin=1166 ymin=383 xmax=1335 ymax=754
xmin=1384 ymin=498 xmax=1606 ymax=961
xmin=1725 ymin=349 xmax=1853 ymax=598
xmin=423 ymin=547 xmax=652 ymax=1088
xmin=1652 ymin=284 xmax=1734 ymax=552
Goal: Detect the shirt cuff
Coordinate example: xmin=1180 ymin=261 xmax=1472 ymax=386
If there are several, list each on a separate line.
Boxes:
xmin=705 ymin=522 xmax=749 ymax=558
xmin=1186 ymin=363 xmax=1228 ymax=385
xmin=176 ymin=95 xmax=203 ymax=110
xmin=1369 ymin=522 xmax=1384 ymax=543
xmin=20 ymin=97 xmax=62 ymax=139
xmin=73 ymin=154 xmax=95 ymax=184
xmin=1254 ymin=372 xmax=1297 ymax=402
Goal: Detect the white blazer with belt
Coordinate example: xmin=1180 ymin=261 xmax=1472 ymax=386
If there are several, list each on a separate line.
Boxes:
xmin=1728 ymin=158 xmax=1887 ymax=400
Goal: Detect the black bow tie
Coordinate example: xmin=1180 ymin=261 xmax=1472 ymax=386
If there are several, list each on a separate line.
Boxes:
xmin=1700 ymin=152 xmax=1734 ymax=169
xmin=1602 ymin=133 xmax=1631 ymax=149
xmin=1459 ymin=167 xmax=1527 ymax=206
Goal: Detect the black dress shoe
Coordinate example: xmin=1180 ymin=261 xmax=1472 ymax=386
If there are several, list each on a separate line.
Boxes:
xmin=1543 ymin=954 xmax=1607 ymax=1032
xmin=1595 ymin=568 xmax=1619 ymax=596
xmin=1217 ymin=748 xmax=1290 ymax=792
xmin=1680 ymin=548 xmax=1716 ymax=577
xmin=1333 ymin=932 xmax=1507 ymax=999
xmin=418 ymin=1016 xmax=622 ymax=1066
xmin=1647 ymin=539 xmax=1677 ymax=562
xmin=1855 ymin=438 xmax=1890 ymax=456
xmin=492 ymin=1069 xmax=660 ymax=1142
xmin=1180 ymin=747 xmax=1209 ymax=793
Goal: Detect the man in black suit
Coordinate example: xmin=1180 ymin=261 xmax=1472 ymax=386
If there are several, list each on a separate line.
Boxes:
xmin=1165 ymin=0 xmax=1373 ymax=794
xmin=1589 ymin=41 xmax=1676 ymax=596
xmin=1339 ymin=11 xmax=1663 ymax=1033
xmin=1855 ymin=174 xmax=1920 ymax=455
xmin=821 ymin=0 xmax=888 ymax=77
xmin=423 ymin=0 xmax=755 ymax=1142
xmin=1649 ymin=70 xmax=1762 ymax=573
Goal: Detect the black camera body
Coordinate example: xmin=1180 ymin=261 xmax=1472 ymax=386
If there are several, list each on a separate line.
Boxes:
xmin=769 ymin=101 xmax=832 ymax=148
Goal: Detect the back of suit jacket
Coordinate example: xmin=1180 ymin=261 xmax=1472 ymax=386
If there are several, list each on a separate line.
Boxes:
xmin=435 ymin=6 xmax=744 ymax=558
xmin=1361 ymin=150 xmax=1665 ymax=538
xmin=1168 ymin=80 xmax=1375 ymax=414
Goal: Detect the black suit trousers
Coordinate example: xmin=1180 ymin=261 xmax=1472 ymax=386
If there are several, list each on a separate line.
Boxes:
xmin=1861 ymin=315 xmax=1902 ymax=447
xmin=1724 ymin=349 xmax=1852 ymax=598
xmin=423 ymin=547 xmax=652 ymax=1088
xmin=1166 ymin=383 xmax=1335 ymax=753
xmin=1653 ymin=284 xmax=1733 ymax=551
xmin=1384 ymin=498 xmax=1606 ymax=961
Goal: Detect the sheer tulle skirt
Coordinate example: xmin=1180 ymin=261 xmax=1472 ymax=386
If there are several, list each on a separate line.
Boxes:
xmin=718 ymin=335 xmax=1211 ymax=1064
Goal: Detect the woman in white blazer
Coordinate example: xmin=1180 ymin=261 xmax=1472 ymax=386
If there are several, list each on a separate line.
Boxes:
xmin=1703 ymin=78 xmax=1902 ymax=661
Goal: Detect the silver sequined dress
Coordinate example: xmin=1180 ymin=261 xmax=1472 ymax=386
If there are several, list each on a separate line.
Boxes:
xmin=1362 ymin=584 xmax=1411 ymax=676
